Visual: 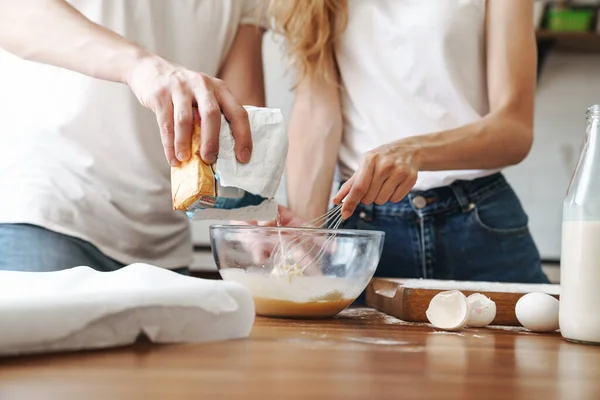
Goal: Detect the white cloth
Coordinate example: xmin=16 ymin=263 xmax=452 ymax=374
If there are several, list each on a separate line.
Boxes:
xmin=336 ymin=0 xmax=498 ymax=190
xmin=0 ymin=263 xmax=255 ymax=357
xmin=0 ymin=0 xmax=261 ymax=268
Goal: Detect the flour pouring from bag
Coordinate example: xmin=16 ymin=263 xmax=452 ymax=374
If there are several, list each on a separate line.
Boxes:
xmin=171 ymin=106 xmax=288 ymax=221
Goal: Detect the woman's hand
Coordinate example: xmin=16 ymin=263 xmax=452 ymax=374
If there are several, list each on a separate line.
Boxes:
xmin=333 ymin=142 xmax=419 ymax=219
xmin=127 ymin=56 xmax=253 ymax=167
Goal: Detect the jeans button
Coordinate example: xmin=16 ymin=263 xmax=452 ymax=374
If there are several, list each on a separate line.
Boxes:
xmin=412 ymin=195 xmax=427 ymax=209
xmin=359 ymin=211 xmax=367 ymax=219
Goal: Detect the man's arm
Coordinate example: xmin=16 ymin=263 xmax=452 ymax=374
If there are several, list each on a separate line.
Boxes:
xmin=218 ymin=25 xmax=266 ymax=107
xmin=0 ymin=0 xmax=145 ymax=83
xmin=0 ymin=0 xmax=252 ymax=167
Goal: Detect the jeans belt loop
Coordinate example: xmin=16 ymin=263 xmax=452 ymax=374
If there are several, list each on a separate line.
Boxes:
xmin=450 ymin=181 xmax=475 ymax=213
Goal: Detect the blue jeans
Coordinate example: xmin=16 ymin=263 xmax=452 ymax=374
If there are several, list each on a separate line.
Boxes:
xmin=0 ymin=223 xmax=189 ymax=274
xmin=342 ymin=173 xmax=549 ymax=286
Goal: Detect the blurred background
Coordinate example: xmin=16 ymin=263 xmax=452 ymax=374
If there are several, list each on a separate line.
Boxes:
xmin=191 ymin=0 xmax=600 ymax=283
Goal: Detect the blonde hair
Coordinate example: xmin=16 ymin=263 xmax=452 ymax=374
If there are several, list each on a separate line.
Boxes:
xmin=262 ymin=0 xmax=348 ymax=86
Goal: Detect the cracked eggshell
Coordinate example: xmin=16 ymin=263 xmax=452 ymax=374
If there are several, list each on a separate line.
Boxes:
xmin=426 ymin=290 xmax=470 ymax=331
xmin=466 ymin=293 xmax=497 ymax=327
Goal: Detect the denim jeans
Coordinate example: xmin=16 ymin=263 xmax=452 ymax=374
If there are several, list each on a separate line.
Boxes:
xmin=341 ymin=173 xmax=550 ymax=286
xmin=0 ymin=223 xmax=190 ymax=274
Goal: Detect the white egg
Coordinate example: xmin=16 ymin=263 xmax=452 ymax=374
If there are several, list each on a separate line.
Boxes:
xmin=467 ymin=293 xmax=497 ymax=327
xmin=515 ymin=292 xmax=559 ymax=332
xmin=426 ymin=290 xmax=470 ymax=331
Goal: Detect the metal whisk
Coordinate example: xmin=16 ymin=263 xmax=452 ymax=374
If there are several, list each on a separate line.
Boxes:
xmin=270 ymin=204 xmax=345 ymax=275
xmin=303 ymin=203 xmax=345 ymax=229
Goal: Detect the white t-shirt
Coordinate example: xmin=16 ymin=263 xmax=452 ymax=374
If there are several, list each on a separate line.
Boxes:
xmin=0 ymin=0 xmax=260 ymax=268
xmin=336 ymin=0 xmax=499 ymax=191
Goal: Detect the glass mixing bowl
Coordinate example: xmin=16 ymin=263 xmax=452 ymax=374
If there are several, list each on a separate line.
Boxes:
xmin=209 ymin=225 xmax=385 ymax=319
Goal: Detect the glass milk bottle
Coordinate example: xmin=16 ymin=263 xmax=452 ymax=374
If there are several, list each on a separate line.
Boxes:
xmin=560 ymin=104 xmax=600 ymax=345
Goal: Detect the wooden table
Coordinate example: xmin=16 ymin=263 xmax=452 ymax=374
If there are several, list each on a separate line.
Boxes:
xmin=1 ymin=307 xmax=599 ymax=400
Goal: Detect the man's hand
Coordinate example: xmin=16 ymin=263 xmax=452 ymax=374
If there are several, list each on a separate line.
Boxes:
xmin=0 ymin=1 xmax=254 ymax=168
xmin=127 ymin=56 xmax=253 ymax=167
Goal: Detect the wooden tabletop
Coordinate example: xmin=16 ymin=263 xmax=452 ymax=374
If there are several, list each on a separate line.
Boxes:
xmin=1 ymin=307 xmax=599 ymax=400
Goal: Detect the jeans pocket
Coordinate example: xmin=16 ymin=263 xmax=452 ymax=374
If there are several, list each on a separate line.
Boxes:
xmin=470 ymin=185 xmax=530 ymax=235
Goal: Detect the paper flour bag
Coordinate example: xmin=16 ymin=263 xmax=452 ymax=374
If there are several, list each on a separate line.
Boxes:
xmin=171 ymin=106 xmax=287 ymax=221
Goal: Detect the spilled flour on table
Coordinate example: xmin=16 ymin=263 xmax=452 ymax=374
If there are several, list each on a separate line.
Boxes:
xmin=431 ymin=331 xmax=465 ymax=337
xmin=338 ymin=308 xmax=372 ymax=319
xmin=381 ymin=315 xmax=427 ymax=326
xmin=383 ymin=315 xmax=404 ymax=324
xmin=487 ymin=325 xmax=537 ymax=335
xmin=339 ymin=307 xmax=430 ymax=327
xmin=347 ymin=337 xmax=410 ymax=346
xmin=279 ymin=336 xmax=425 ymax=353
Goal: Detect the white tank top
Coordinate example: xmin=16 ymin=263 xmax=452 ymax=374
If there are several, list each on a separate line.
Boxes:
xmin=0 ymin=0 xmax=259 ymax=268
xmin=336 ymin=0 xmax=498 ymax=191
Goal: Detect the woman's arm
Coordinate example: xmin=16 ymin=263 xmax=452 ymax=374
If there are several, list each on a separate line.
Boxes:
xmin=0 ymin=0 xmax=252 ymax=167
xmin=335 ymin=0 xmax=536 ymax=218
xmin=218 ymin=25 xmax=266 ymax=107
xmin=402 ymin=0 xmax=537 ymax=171
xmin=286 ymin=75 xmax=343 ymax=222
